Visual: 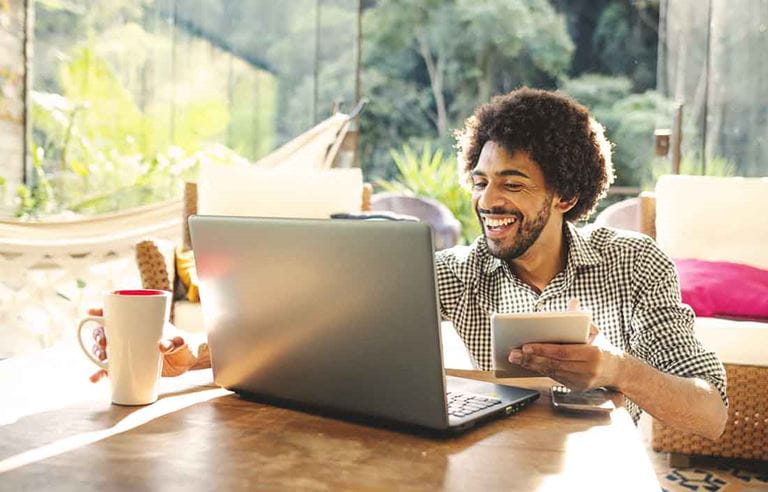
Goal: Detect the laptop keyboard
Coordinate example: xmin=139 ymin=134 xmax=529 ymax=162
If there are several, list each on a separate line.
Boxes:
xmin=447 ymin=391 xmax=502 ymax=418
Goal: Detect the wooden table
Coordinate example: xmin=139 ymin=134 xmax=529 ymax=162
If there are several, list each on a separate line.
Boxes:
xmin=0 ymin=343 xmax=660 ymax=491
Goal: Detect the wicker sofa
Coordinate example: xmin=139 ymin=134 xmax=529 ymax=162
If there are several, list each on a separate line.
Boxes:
xmin=638 ymin=175 xmax=768 ymax=464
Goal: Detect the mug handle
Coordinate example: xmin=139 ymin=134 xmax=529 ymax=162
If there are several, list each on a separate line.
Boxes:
xmin=77 ymin=316 xmax=109 ymax=370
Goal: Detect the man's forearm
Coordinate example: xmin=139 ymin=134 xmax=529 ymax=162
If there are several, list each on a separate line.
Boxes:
xmin=616 ymin=354 xmax=727 ymax=440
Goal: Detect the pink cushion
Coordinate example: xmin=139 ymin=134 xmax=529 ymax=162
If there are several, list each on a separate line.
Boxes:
xmin=675 ymin=259 xmax=768 ymax=320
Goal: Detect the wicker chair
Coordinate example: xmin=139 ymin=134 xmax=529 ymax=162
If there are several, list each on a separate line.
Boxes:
xmin=652 ymin=364 xmax=768 ymax=464
xmin=638 ymin=178 xmax=768 ymax=465
xmin=370 ymin=192 xmax=462 ymax=250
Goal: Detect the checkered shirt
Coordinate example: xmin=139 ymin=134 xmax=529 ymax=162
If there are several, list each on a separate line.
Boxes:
xmin=435 ymin=223 xmax=728 ymax=422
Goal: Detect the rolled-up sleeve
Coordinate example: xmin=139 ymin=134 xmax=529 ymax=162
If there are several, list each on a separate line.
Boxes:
xmin=628 ymin=240 xmax=728 ymax=407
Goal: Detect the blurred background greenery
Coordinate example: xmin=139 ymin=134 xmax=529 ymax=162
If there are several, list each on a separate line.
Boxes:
xmin=0 ymin=0 xmax=737 ymax=241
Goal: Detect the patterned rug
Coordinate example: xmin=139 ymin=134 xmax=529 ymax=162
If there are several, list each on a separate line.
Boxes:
xmin=638 ymin=416 xmax=768 ymax=491
xmin=659 ymin=461 xmax=768 ymax=491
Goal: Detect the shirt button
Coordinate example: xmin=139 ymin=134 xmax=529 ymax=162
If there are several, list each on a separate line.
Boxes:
xmin=534 ymin=301 xmax=544 ymax=311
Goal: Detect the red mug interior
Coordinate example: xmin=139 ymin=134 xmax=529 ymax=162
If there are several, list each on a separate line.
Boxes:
xmin=113 ymin=289 xmax=168 ymax=296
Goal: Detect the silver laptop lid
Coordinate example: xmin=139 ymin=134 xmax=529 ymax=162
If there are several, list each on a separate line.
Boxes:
xmin=189 ymin=216 xmax=449 ymax=429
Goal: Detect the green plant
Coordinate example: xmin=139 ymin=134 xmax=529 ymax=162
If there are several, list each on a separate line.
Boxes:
xmin=22 ymin=40 xmax=271 ymax=217
xmin=15 ymin=143 xmax=56 ymax=218
xmin=376 ymin=143 xmax=481 ymax=244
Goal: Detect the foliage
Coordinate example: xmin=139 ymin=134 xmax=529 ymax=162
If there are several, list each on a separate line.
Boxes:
xmin=360 ymin=0 xmax=574 ymax=180
xmin=1 ymin=0 xmax=672 ymax=218
xmin=62 ymin=145 xmax=246 ymax=214
xmin=611 ymin=91 xmax=674 ymax=183
xmin=15 ymin=144 xmax=55 ymax=218
xmin=377 ymin=144 xmax=481 ymax=243
xmin=550 ymin=0 xmax=660 ymax=92
xmin=14 ymin=19 xmax=278 ymax=217
xmin=557 ymin=73 xmax=632 ymax=111
xmin=592 ymin=1 xmax=659 ymax=90
xmin=560 ymin=74 xmax=673 ymax=186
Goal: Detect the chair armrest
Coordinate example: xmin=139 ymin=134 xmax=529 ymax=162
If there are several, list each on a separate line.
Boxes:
xmin=639 ymin=192 xmax=656 ymax=239
xmin=361 ymin=183 xmax=373 ymax=212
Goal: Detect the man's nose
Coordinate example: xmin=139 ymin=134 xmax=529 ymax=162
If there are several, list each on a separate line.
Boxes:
xmin=478 ymin=184 xmax=505 ymax=210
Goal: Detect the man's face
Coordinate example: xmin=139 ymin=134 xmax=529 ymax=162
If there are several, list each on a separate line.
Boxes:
xmin=470 ymin=141 xmax=555 ymax=261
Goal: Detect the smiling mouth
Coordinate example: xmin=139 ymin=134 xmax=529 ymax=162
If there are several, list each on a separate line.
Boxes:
xmin=482 ymin=216 xmax=518 ymax=235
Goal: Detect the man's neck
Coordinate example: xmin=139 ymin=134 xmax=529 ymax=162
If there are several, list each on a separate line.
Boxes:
xmin=508 ymin=222 xmax=568 ymax=294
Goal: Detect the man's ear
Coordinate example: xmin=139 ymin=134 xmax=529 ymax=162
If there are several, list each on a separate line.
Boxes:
xmin=554 ymin=195 xmax=578 ymax=214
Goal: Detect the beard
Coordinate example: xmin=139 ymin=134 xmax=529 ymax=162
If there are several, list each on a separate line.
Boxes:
xmin=478 ymin=193 xmax=553 ymax=261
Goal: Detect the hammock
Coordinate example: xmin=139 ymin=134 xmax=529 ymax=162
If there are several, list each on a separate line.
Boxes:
xmin=256 ymin=112 xmax=353 ymax=169
xmin=0 ymin=199 xmax=182 ymax=243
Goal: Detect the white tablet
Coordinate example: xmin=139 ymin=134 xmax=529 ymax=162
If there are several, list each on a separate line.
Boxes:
xmin=491 ymin=311 xmax=592 ymax=378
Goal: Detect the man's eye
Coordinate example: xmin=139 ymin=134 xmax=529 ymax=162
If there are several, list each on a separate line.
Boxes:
xmin=505 ymin=183 xmax=523 ymax=191
xmin=472 ymin=182 xmax=486 ymax=190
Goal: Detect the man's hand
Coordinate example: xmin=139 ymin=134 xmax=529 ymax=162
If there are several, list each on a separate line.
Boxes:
xmin=87 ymin=308 xmax=201 ymax=383
xmin=507 ymin=298 xmax=626 ymax=391
xmin=508 ymin=336 xmax=625 ymax=391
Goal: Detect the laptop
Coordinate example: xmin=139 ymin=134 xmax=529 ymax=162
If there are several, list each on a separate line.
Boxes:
xmin=189 ymin=215 xmax=539 ymax=433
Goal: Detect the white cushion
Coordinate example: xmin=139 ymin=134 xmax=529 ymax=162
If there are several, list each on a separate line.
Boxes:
xmin=197 ymin=163 xmax=363 ymax=219
xmin=655 ymin=175 xmax=768 ymax=269
xmin=173 ymin=300 xmax=205 ymax=334
xmin=694 ymin=316 xmax=768 ymax=366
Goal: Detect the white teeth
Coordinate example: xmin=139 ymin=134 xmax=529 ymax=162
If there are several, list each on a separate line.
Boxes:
xmin=484 ymin=217 xmax=516 ymax=227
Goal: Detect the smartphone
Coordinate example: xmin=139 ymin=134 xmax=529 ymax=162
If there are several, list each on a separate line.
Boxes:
xmin=550 ymin=385 xmax=615 ymax=413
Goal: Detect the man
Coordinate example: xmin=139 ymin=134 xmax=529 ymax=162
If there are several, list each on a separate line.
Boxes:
xmin=437 ymin=87 xmax=726 ymax=438
xmin=91 ymin=87 xmax=727 ymax=439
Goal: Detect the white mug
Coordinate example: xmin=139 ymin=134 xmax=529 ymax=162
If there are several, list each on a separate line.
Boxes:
xmin=77 ymin=289 xmax=171 ymax=405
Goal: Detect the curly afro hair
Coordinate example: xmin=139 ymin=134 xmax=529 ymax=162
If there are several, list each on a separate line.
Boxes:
xmin=455 ymin=87 xmax=615 ymax=222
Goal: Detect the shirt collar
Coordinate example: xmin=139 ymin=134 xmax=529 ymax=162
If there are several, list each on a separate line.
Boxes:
xmin=564 ymin=222 xmax=602 ymax=268
xmin=478 ymin=221 xmax=602 ymax=275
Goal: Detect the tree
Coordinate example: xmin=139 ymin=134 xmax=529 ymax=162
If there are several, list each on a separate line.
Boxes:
xmin=552 ymin=0 xmax=660 ymax=91
xmin=360 ymin=0 xmax=574 ymax=178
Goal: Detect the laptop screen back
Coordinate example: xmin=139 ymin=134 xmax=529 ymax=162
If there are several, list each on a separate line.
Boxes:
xmin=189 ymin=216 xmax=450 ymax=429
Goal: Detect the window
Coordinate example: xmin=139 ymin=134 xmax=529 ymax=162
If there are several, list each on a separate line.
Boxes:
xmin=1 ymin=0 xmax=358 ymax=218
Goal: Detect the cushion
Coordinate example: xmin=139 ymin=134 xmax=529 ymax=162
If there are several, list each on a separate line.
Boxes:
xmin=675 ymin=259 xmax=768 ymax=320
xmin=197 ymin=163 xmax=363 ymax=219
xmin=655 ymin=175 xmax=768 ymax=270
xmin=694 ymin=316 xmax=768 ymax=366
xmin=175 ymin=246 xmax=199 ymax=302
xmin=173 ymin=300 xmax=205 ymax=334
